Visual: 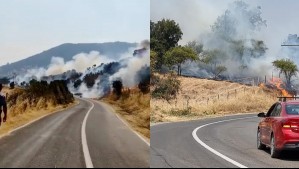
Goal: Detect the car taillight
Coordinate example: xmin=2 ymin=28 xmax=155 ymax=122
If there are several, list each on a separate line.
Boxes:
xmin=282 ymin=120 xmax=299 ymax=129
xmin=282 ymin=124 xmax=298 ymax=128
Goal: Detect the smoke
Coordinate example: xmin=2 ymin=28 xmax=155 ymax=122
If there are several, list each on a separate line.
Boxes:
xmin=15 ymin=51 xmax=115 ymax=84
xmin=46 ymin=51 xmax=115 ymax=76
xmin=68 ymin=75 xmax=111 ymax=98
xmin=280 ymin=34 xmax=299 ymax=66
xmin=152 ymin=0 xmax=299 ymax=83
xmin=15 ymin=67 xmax=47 ymax=83
xmin=109 ymin=49 xmax=150 ymax=87
xmin=140 ymin=39 xmax=150 ymax=49
xmin=16 ymin=41 xmax=150 ymax=98
xmin=176 ymin=1 xmax=271 ymax=79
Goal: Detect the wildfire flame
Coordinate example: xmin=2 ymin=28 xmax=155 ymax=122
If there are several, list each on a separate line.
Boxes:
xmin=259 ymin=77 xmax=293 ymax=97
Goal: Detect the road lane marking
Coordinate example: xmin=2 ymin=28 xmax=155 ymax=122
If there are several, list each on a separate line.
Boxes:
xmin=115 ymin=112 xmax=150 ymax=146
xmin=96 ymin=101 xmax=150 ymax=146
xmin=192 ymin=116 xmax=256 ymax=168
xmin=81 ymin=99 xmax=95 ymax=168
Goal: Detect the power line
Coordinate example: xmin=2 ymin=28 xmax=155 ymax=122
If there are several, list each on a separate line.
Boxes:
xmin=281 ymin=44 xmax=299 ymax=46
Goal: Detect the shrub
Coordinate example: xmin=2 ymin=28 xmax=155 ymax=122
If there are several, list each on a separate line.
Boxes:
xmin=112 ymin=80 xmax=123 ymax=97
xmin=152 ymin=73 xmax=181 ymax=101
xmin=138 ymin=76 xmax=150 ymax=94
xmin=10 ymin=82 xmax=15 ymax=89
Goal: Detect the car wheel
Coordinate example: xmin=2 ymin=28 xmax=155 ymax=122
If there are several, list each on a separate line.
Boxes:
xmin=270 ymin=135 xmax=280 ymax=158
xmin=257 ymin=129 xmax=266 ymax=150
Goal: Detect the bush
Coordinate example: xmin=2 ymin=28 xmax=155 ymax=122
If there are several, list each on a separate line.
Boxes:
xmin=112 ymin=80 xmax=123 ymax=97
xmin=10 ymin=82 xmax=15 ymax=89
xmin=74 ymin=79 xmax=82 ymax=89
xmin=83 ymin=73 xmax=100 ymax=88
xmin=166 ymin=107 xmax=192 ymax=116
xmin=152 ymin=73 xmax=181 ymax=101
xmin=138 ymin=76 xmax=150 ymax=94
xmin=27 ymin=80 xmax=74 ymax=105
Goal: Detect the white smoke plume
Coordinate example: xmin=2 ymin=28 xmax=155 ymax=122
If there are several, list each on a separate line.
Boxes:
xmin=152 ymin=0 xmax=299 ymax=83
xmin=16 ymin=41 xmax=150 ymax=98
xmin=15 ymin=51 xmax=115 ymax=84
xmin=46 ymin=51 xmax=115 ymax=76
xmin=110 ymin=50 xmax=150 ymax=87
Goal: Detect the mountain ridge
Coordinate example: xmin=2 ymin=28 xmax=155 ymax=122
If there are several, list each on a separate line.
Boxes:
xmin=0 ymin=42 xmax=137 ymax=77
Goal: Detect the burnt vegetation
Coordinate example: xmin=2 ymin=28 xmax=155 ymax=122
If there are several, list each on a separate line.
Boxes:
xmin=9 ymin=80 xmax=74 ymax=106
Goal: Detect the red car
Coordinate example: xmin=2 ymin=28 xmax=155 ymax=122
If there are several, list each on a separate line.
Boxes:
xmin=257 ymin=98 xmax=299 ymax=158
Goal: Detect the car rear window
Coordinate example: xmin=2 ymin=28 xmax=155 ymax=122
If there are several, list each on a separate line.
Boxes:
xmin=286 ymin=105 xmax=299 ymax=115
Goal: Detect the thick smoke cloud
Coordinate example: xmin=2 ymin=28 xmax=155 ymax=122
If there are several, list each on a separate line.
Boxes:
xmin=16 ymin=41 xmax=150 ymax=98
xmin=152 ymin=0 xmax=299 ymax=83
xmin=46 ymin=51 xmax=115 ymax=76
xmin=16 ymin=51 xmax=115 ymax=83
xmin=110 ymin=50 xmax=149 ymax=87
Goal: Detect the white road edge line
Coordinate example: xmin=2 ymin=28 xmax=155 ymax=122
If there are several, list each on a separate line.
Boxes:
xmin=192 ymin=116 xmax=256 ymax=168
xmin=98 ymin=101 xmax=150 ymax=147
xmin=81 ymin=99 xmax=95 ymax=168
xmin=115 ymin=113 xmax=150 ymax=147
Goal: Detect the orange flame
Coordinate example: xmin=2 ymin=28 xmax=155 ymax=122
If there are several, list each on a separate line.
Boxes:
xmin=260 ymin=77 xmax=292 ymax=97
xmin=259 ymin=83 xmax=265 ymax=88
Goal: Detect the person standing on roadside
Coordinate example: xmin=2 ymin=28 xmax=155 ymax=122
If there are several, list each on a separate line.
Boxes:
xmin=0 ymin=84 xmax=7 ymax=126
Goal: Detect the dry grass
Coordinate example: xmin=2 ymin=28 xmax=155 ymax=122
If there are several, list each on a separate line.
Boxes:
xmin=151 ymin=76 xmax=278 ymax=123
xmin=0 ymin=87 xmax=78 ymax=136
xmin=102 ymin=88 xmax=150 ymax=139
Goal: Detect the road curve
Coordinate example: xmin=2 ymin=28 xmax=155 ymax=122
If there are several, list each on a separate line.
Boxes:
xmin=151 ymin=114 xmax=299 ymax=168
xmin=0 ymin=98 xmax=149 ymax=168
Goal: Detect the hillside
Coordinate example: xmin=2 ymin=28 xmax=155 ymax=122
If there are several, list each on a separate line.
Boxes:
xmin=151 ymin=76 xmax=278 ymax=123
xmin=0 ymin=81 xmax=76 ymax=135
xmin=0 ymin=42 xmax=137 ymax=77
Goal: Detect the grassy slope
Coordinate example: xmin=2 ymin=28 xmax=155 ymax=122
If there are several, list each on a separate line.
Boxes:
xmin=0 ymin=87 xmax=77 ymax=136
xmin=151 ymin=76 xmax=278 ymax=123
xmin=103 ymin=88 xmax=150 ymax=139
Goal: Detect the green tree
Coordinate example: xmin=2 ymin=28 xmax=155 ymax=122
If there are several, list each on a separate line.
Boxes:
xmin=152 ymin=72 xmax=181 ymax=102
xmin=214 ymin=65 xmax=227 ymax=79
xmin=151 ymin=19 xmax=183 ymax=68
xmin=185 ymin=40 xmax=203 ymax=55
xmin=199 ymin=49 xmax=228 ymax=78
xmin=150 ymin=50 xmax=158 ymax=73
xmin=273 ymin=59 xmax=298 ymax=88
xmin=165 ymin=46 xmax=197 ymax=76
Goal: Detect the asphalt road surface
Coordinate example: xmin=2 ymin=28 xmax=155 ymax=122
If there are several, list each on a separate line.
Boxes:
xmin=0 ymin=99 xmax=149 ymax=168
xmin=151 ymin=114 xmax=299 ymax=168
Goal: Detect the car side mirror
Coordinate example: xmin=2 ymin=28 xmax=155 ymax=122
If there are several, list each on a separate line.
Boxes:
xmin=258 ymin=112 xmax=266 ymax=118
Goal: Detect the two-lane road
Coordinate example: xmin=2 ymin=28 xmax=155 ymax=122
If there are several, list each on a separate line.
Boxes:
xmin=151 ymin=114 xmax=299 ymax=168
xmin=0 ymin=99 xmax=149 ymax=168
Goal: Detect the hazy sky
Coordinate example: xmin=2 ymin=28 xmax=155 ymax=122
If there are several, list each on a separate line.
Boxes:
xmin=0 ymin=0 xmax=149 ymax=66
xmin=151 ymin=0 xmax=299 ymax=58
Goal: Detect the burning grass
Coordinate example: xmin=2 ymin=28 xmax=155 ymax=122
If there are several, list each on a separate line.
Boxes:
xmin=102 ymin=88 xmax=150 ymax=139
xmin=151 ymin=76 xmax=278 ymax=123
xmin=0 ymin=86 xmax=77 ymax=136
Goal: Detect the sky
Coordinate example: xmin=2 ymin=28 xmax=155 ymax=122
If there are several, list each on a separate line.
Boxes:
xmin=0 ymin=0 xmax=150 ymax=66
xmin=151 ymin=0 xmax=299 ymax=59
